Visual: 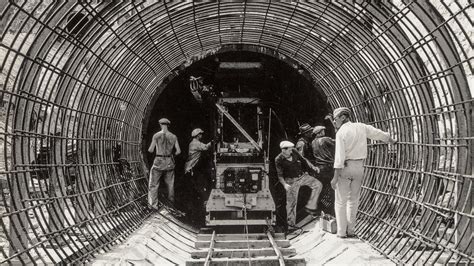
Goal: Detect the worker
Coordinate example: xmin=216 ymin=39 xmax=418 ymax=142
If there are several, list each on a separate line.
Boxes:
xmin=331 ymin=107 xmax=397 ymax=238
xmin=296 ymin=123 xmax=315 ymax=163
xmin=275 ymin=141 xmax=322 ymax=228
xmin=311 ymin=126 xmax=335 ymax=215
xmin=147 ymin=118 xmax=181 ymax=210
xmin=184 ymin=128 xmax=212 ymax=202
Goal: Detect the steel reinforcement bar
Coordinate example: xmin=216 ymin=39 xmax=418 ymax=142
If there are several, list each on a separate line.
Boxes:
xmin=0 ymin=0 xmax=472 ymax=264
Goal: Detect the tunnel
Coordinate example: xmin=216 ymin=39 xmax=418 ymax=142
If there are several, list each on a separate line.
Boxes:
xmin=0 ymin=0 xmax=472 ymax=264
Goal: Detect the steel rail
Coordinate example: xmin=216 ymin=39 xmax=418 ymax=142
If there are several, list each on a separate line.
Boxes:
xmin=267 ymin=230 xmax=285 ymax=265
xmin=203 ymin=230 xmax=216 ymax=266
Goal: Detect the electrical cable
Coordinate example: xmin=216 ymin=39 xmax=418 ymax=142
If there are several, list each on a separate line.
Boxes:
xmin=242 ymin=192 xmax=252 ymax=265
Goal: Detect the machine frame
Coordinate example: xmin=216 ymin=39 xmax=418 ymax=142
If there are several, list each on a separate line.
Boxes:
xmin=205 ymin=97 xmax=276 ymax=226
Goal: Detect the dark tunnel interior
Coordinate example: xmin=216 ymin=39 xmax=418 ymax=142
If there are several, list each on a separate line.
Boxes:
xmin=0 ymin=1 xmax=472 ymax=264
xmin=143 ymin=51 xmax=334 ymax=227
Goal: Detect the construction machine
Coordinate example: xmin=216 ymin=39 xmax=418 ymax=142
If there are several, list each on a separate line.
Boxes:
xmin=205 ymin=97 xmax=276 ymax=227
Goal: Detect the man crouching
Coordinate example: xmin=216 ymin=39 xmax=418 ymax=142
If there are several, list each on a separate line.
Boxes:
xmin=275 ymin=141 xmax=323 ymax=228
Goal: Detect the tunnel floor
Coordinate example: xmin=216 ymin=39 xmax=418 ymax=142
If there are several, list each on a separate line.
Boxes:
xmin=90 ymin=209 xmax=393 ymax=265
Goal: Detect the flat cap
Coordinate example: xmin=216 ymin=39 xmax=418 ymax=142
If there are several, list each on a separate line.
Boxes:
xmin=191 ymin=128 xmax=204 ymax=137
xmin=333 ymin=107 xmax=351 ymax=118
xmin=158 ymin=118 xmax=171 ymax=125
xmin=298 ymin=123 xmax=313 ymax=134
xmin=312 ymin=126 xmax=326 ymax=135
xmin=280 ymin=141 xmax=295 ymax=149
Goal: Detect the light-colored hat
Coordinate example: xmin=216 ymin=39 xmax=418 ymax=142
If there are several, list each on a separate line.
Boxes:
xmin=191 ymin=128 xmax=204 ymax=137
xmin=298 ymin=123 xmax=313 ymax=134
xmin=159 ymin=118 xmax=171 ymax=125
xmin=313 ymin=126 xmax=326 ymax=135
xmin=280 ymin=141 xmax=295 ymax=149
xmin=333 ymin=107 xmax=351 ymax=118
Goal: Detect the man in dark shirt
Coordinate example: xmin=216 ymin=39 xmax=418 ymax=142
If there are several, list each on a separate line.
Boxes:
xmin=311 ymin=126 xmax=335 ymax=215
xmin=275 ymin=141 xmax=323 ymax=227
xmin=296 ymin=123 xmax=315 ymax=163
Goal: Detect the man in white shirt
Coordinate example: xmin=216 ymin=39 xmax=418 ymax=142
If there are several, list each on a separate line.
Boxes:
xmin=331 ymin=107 xmax=397 ymax=238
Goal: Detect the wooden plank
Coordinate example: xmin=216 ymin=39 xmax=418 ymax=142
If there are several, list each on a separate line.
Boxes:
xmin=195 ymin=239 xmax=290 ymax=249
xmin=197 ymin=233 xmax=285 ymax=241
xmin=186 ymin=256 xmax=306 ymax=266
xmin=206 ymin=219 xmax=268 ymax=225
xmin=191 ymin=247 xmax=296 ymax=259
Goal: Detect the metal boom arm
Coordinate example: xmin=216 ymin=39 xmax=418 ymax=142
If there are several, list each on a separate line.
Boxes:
xmin=215 ymin=103 xmax=262 ymax=152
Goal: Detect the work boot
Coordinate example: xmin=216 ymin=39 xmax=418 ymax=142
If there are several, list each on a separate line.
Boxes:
xmin=304 ymin=207 xmax=320 ymax=217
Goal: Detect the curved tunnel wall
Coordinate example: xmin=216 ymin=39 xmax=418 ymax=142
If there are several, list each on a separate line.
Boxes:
xmin=0 ymin=1 xmax=472 ymax=264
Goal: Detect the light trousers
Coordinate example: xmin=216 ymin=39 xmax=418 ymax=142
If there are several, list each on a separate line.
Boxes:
xmin=334 ymin=160 xmax=364 ymax=236
xmin=286 ymin=173 xmax=322 ymax=226
xmin=148 ymin=166 xmax=175 ymax=208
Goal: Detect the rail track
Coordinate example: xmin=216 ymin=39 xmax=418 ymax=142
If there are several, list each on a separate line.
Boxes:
xmin=187 ymin=230 xmax=305 ymax=265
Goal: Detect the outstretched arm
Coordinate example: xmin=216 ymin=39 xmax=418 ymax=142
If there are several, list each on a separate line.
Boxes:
xmin=294 ymin=150 xmax=320 ymax=174
xmin=295 ymin=140 xmax=305 ymax=155
xmin=365 ymin=124 xmax=397 ymax=144
xmin=332 ymin=132 xmax=345 ymax=189
xmin=174 ymin=140 xmax=181 ymax=156
xmin=332 ymin=168 xmax=342 ymax=190
xmin=148 ymin=137 xmax=155 ymax=153
xmin=275 ymin=157 xmax=291 ymax=191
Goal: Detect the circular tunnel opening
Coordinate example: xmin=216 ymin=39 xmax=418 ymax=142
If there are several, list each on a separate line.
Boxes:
xmin=143 ymin=50 xmax=333 ymax=227
xmin=0 ymin=1 xmax=471 ymax=264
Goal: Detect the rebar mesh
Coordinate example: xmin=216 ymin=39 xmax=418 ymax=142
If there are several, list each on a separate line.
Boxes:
xmin=0 ymin=0 xmax=472 ymax=264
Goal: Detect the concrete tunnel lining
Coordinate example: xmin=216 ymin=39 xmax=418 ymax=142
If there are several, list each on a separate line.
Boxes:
xmin=0 ymin=0 xmax=472 ymax=264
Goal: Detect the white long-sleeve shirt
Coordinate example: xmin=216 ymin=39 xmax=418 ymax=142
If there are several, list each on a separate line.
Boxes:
xmin=184 ymin=138 xmax=210 ymax=173
xmin=334 ymin=122 xmax=391 ymax=169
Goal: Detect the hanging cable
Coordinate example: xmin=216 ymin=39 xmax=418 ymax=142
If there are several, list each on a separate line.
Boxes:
xmin=242 ymin=192 xmax=252 ymax=265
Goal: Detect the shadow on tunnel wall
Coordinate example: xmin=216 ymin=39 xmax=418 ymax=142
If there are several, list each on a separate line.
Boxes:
xmin=0 ymin=0 xmax=472 ymax=264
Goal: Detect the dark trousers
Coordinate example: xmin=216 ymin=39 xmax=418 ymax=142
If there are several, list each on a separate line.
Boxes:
xmin=187 ymin=170 xmax=210 ymax=201
xmin=317 ymin=164 xmax=335 ymax=215
xmin=185 ymin=169 xmax=210 ymax=224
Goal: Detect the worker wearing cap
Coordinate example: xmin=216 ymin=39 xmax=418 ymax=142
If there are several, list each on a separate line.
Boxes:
xmin=311 ymin=125 xmax=336 ymax=215
xmin=331 ymin=107 xmax=397 ymax=238
xmin=296 ymin=123 xmax=316 ymax=163
xmin=147 ymin=118 xmax=181 ymax=209
xmin=185 ymin=128 xmax=212 ymax=200
xmin=275 ymin=141 xmax=322 ymax=228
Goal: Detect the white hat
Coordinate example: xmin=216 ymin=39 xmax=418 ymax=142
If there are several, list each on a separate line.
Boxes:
xmin=191 ymin=128 xmax=204 ymax=137
xmin=159 ymin=118 xmax=171 ymax=125
xmin=333 ymin=107 xmax=351 ymax=118
xmin=279 ymin=141 xmax=295 ymax=149
xmin=313 ymin=126 xmax=326 ymax=135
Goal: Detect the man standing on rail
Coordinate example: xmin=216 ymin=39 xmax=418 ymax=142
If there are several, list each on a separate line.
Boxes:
xmin=331 ymin=107 xmax=397 ymax=238
xmin=296 ymin=123 xmax=315 ymax=163
xmin=148 ymin=118 xmax=181 ymax=210
xmin=311 ymin=126 xmax=336 ymax=215
xmin=275 ymin=141 xmax=322 ymax=229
